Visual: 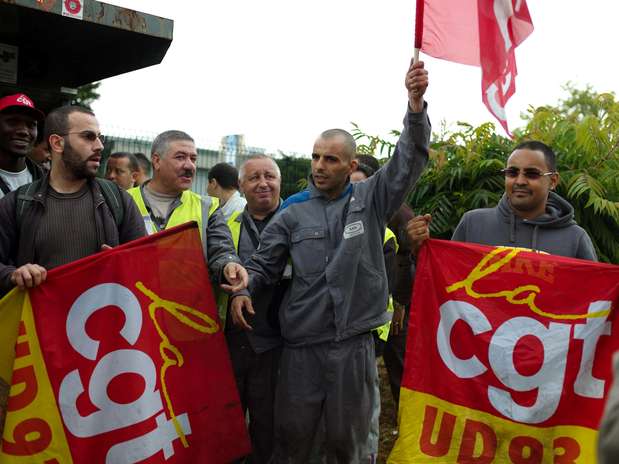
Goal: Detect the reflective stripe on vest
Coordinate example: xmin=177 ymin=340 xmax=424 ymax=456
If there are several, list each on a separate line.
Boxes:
xmin=227 ymin=210 xmax=242 ymax=251
xmin=127 ymin=187 xmax=219 ymax=239
xmin=215 ymin=210 xmax=243 ymax=325
xmin=376 ymin=227 xmax=399 ymax=342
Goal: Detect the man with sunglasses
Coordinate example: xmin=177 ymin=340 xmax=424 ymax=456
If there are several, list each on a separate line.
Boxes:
xmin=0 ymin=93 xmax=45 ymax=199
xmin=408 ymin=140 xmax=597 ymax=260
xmin=0 ymin=106 xmax=146 ymax=295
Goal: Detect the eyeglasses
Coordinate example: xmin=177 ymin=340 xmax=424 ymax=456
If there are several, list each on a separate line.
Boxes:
xmin=58 ymin=130 xmax=105 ymax=144
xmin=500 ymin=167 xmax=556 ymax=179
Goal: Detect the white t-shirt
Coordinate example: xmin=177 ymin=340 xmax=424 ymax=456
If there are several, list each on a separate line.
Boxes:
xmin=220 ymin=190 xmax=247 ymax=221
xmin=0 ymin=167 xmax=33 ymax=199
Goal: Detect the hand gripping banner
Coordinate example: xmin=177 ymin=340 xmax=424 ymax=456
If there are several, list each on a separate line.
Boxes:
xmin=0 ymin=223 xmax=250 ymax=463
xmin=390 ymin=240 xmax=619 ymax=463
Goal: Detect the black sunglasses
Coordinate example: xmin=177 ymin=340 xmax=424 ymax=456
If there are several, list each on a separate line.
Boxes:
xmin=500 ymin=167 xmax=555 ymax=180
xmin=58 ymin=130 xmax=105 ymax=144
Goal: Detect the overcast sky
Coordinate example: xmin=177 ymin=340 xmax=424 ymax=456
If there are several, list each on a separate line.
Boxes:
xmin=95 ymin=1 xmax=619 ymax=155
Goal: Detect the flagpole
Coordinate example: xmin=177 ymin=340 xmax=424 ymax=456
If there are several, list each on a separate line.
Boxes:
xmin=414 ymin=0 xmax=424 ymax=63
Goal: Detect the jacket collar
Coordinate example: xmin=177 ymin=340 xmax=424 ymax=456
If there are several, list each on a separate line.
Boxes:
xmin=31 ymin=174 xmax=103 ymax=205
xmin=307 ymin=175 xmax=353 ymax=201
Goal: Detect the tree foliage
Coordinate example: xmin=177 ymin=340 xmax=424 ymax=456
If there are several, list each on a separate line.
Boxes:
xmin=72 ymin=82 xmax=101 ymax=110
xmin=276 ymin=155 xmax=311 ymax=199
xmin=352 ymin=86 xmax=619 ymax=264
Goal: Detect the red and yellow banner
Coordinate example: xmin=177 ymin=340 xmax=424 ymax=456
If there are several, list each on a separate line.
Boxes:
xmin=390 ymin=239 xmax=619 ymax=463
xmin=0 ymin=223 xmax=250 ymax=463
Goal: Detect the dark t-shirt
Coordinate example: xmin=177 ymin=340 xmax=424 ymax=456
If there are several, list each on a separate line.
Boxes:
xmin=34 ymin=184 xmax=99 ymax=269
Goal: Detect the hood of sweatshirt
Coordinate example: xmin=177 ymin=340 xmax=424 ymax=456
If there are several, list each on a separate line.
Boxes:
xmin=497 ymin=191 xmax=576 ymax=249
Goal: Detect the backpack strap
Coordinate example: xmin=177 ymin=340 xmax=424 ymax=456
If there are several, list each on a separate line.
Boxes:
xmin=0 ymin=178 xmax=10 ymax=195
xmin=15 ymin=180 xmax=42 ymax=231
xmin=95 ymin=178 xmax=124 ymax=227
xmin=15 ymin=178 xmax=125 ymax=230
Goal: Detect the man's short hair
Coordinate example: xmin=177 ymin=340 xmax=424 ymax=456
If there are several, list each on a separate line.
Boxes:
xmin=319 ymin=129 xmax=356 ymax=160
xmin=109 ymin=151 xmax=139 ymax=172
xmin=151 ymin=130 xmax=194 ymax=158
xmin=238 ymin=154 xmax=281 ymax=181
xmin=134 ymin=152 xmax=152 ymax=176
xmin=208 ymin=162 xmax=240 ymax=190
xmin=44 ymin=106 xmax=94 ymax=148
xmin=513 ymin=140 xmax=557 ymax=171
xmin=355 ymin=154 xmax=380 ymax=178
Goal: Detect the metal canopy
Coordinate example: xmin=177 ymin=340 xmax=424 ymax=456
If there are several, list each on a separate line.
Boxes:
xmin=0 ymin=0 xmax=173 ymax=110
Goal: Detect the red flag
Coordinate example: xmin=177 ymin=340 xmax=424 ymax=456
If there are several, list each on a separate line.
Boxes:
xmin=1 ymin=223 xmax=251 ymax=463
xmin=415 ymin=0 xmax=534 ymax=135
xmin=389 ymin=239 xmax=619 ymax=462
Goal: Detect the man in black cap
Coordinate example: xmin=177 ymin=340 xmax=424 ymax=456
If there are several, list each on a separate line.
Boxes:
xmin=0 ymin=93 xmax=45 ymax=199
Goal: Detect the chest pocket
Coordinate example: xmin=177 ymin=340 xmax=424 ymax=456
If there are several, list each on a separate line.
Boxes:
xmin=343 ymin=202 xmax=367 ymax=252
xmin=291 ymin=226 xmax=326 ymax=275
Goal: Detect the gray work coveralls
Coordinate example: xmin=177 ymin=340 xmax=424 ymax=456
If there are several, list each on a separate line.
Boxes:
xmin=244 ymin=105 xmax=431 ymax=462
xmin=226 ymin=208 xmax=284 ymax=464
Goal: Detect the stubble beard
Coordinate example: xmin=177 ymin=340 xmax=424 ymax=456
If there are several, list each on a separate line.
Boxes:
xmin=62 ymin=140 xmax=97 ymax=180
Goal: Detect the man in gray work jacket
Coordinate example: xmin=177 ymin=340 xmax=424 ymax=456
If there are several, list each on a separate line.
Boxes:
xmin=231 ymin=59 xmax=431 ymax=462
xmin=224 ymin=154 xmax=287 ymax=463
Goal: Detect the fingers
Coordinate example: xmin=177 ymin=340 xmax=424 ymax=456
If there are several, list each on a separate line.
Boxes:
xmin=225 ymin=262 xmax=238 ymax=281
xmin=407 ymin=215 xmax=432 ymax=255
xmin=407 ymin=58 xmax=424 ymax=72
xmin=392 ymin=317 xmax=401 ymax=336
xmin=222 ymin=263 xmax=249 ymax=293
xmin=220 ymin=279 xmax=247 ymax=293
xmin=220 ymin=283 xmax=237 ymax=293
xmin=238 ymin=267 xmax=249 ymax=289
xmin=407 ymin=215 xmax=431 ymax=238
xmin=101 ymin=244 xmax=112 ymax=251
xmin=10 ymin=264 xmax=48 ymax=290
xmin=405 ymin=60 xmax=428 ymax=110
xmin=231 ymin=296 xmax=254 ymax=331
xmin=392 ymin=304 xmax=405 ymax=336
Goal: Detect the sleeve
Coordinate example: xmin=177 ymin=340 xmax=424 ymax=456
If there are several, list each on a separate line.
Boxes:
xmin=575 ymin=229 xmax=598 ymax=262
xmin=119 ymin=189 xmax=147 ymax=244
xmin=451 ymin=214 xmax=469 ymax=242
xmin=367 ymin=104 xmax=431 ymax=223
xmin=205 ymin=207 xmax=241 ymax=283
xmin=0 ymin=193 xmax=19 ymax=296
xmin=383 ymin=236 xmax=398 ymax=295
xmin=244 ymin=211 xmax=291 ymax=295
xmin=389 ymin=205 xmax=416 ymax=306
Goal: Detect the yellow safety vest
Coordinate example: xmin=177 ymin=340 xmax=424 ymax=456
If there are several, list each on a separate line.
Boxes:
xmin=227 ymin=210 xmax=242 ymax=249
xmin=375 ymin=227 xmax=399 ymax=342
xmin=215 ymin=210 xmax=243 ymax=324
xmin=127 ymin=186 xmax=219 ymax=239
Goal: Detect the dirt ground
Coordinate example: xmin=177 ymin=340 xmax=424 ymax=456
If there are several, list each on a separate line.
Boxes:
xmin=377 ymin=358 xmax=399 ymax=463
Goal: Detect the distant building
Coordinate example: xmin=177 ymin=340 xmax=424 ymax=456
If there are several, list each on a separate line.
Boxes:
xmin=105 ymin=134 xmax=270 ymax=196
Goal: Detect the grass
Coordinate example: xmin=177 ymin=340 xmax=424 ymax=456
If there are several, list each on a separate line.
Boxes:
xmin=378 ymin=358 xmax=399 ymax=462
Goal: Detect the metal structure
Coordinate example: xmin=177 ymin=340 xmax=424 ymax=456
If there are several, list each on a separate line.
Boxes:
xmin=0 ymin=0 xmax=173 ymax=112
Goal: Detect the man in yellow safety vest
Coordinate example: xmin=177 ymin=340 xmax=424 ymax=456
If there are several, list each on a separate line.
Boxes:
xmin=127 ymin=130 xmax=248 ymax=294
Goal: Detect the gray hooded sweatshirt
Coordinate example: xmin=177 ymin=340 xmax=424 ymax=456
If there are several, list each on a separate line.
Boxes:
xmin=452 ymin=191 xmax=597 ymax=261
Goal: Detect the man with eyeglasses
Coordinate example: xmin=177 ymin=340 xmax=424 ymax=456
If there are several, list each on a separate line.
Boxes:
xmin=408 ymin=140 xmax=597 ymax=260
xmin=0 ymin=106 xmax=146 ymax=295
xmin=0 ymin=93 xmax=45 ymax=199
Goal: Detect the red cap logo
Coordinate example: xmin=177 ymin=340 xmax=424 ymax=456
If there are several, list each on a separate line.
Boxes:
xmin=15 ymin=95 xmax=34 ymax=107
